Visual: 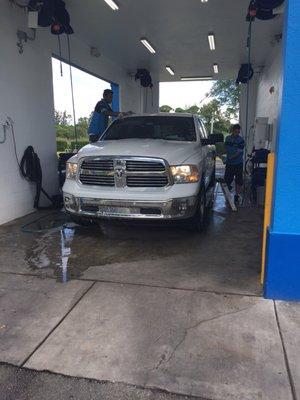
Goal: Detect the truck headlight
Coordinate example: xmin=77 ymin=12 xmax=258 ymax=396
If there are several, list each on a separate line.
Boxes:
xmin=66 ymin=162 xmax=78 ymax=180
xmin=170 ymin=165 xmax=200 ymax=184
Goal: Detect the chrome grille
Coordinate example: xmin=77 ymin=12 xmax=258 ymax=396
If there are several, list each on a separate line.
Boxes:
xmin=79 ymin=174 xmax=115 ymax=186
xmin=81 ymin=159 xmax=114 ymax=171
xmin=127 ymin=176 xmax=168 ymax=187
xmin=79 ymin=157 xmax=169 ymax=188
xmin=126 ymin=160 xmax=165 ymax=172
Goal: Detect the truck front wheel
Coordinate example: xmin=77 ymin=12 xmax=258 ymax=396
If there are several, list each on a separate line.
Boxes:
xmin=189 ymin=185 xmax=207 ymax=232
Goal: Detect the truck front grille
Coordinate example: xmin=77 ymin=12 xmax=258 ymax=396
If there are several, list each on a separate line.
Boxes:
xmin=127 ymin=176 xmax=168 ymax=187
xmin=81 ymin=159 xmax=114 ymax=171
xmin=79 ymin=157 xmax=169 ymax=188
xmin=79 ymin=174 xmax=115 ymax=186
xmin=126 ymin=160 xmax=165 ymax=172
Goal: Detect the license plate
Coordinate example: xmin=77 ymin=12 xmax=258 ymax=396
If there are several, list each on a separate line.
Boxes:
xmin=98 ymin=206 xmax=138 ymax=215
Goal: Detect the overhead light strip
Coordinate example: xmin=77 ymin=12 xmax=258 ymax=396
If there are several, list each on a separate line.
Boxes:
xmin=103 ymin=0 xmax=119 ymax=10
xmin=208 ymin=33 xmax=216 ymax=51
xmin=213 ymin=64 xmax=219 ymax=74
xmin=140 ymin=38 xmax=156 ymax=54
xmin=166 ymin=66 xmax=175 ymax=76
xmin=180 ymin=76 xmax=212 ymax=81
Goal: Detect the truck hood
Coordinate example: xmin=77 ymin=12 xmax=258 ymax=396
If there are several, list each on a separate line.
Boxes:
xmin=76 ymin=139 xmax=199 ymax=165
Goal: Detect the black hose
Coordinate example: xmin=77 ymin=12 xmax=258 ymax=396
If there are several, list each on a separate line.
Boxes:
xmin=20 ymin=146 xmax=56 ymax=209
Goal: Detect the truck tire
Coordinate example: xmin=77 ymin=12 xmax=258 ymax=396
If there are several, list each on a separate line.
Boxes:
xmin=189 ymin=184 xmax=207 ymax=232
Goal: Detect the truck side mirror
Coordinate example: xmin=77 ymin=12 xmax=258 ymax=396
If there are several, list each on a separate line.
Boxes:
xmin=201 ymin=133 xmax=224 ymax=146
xmin=209 ymin=133 xmax=224 ymax=144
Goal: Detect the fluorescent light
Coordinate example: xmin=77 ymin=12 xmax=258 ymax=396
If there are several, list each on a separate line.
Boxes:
xmin=208 ymin=33 xmax=216 ymax=51
xmin=201 ymin=0 xmax=208 ymax=2
xmin=213 ymin=64 xmax=219 ymax=74
xmin=180 ymin=76 xmax=212 ymax=81
xmin=103 ymin=0 xmax=119 ymax=10
xmin=166 ymin=66 xmax=175 ymax=76
xmin=140 ymin=38 xmax=156 ymax=54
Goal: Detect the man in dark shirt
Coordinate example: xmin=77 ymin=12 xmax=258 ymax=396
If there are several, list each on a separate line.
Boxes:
xmin=88 ymin=89 xmax=122 ymax=142
xmin=224 ymin=124 xmax=245 ymax=204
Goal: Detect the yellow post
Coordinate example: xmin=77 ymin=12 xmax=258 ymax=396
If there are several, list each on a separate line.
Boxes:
xmin=261 ymin=153 xmax=275 ymax=284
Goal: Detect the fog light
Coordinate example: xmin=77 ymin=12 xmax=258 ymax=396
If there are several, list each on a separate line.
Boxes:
xmin=64 ymin=194 xmax=79 ymax=212
xmin=179 ymin=201 xmax=188 ymax=213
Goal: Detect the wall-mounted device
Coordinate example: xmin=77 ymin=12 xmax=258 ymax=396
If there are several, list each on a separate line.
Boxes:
xmin=254 ymin=117 xmax=273 ymax=149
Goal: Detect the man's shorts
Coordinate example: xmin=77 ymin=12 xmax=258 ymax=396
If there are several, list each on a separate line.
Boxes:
xmin=225 ymin=163 xmax=244 ymax=186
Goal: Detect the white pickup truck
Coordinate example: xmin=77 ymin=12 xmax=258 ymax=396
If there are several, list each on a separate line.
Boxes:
xmin=63 ymin=113 xmax=222 ymax=231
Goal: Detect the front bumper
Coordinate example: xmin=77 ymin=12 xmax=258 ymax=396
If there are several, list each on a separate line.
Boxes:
xmin=63 ymin=194 xmax=198 ymax=220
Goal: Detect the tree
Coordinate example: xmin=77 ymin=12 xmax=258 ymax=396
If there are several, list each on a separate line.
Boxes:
xmin=174 ymin=107 xmax=186 ymax=113
xmin=160 ymin=105 xmax=173 ymax=113
xmin=186 ymin=105 xmax=200 ymax=114
xmin=198 ymin=100 xmax=230 ymax=135
xmin=54 ymin=110 xmax=72 ymax=126
xmin=208 ymin=80 xmax=240 ymax=119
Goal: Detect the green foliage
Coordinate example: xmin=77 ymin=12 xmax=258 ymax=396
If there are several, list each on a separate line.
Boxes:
xmin=185 ymin=105 xmax=200 ymax=114
xmin=160 ymin=105 xmax=173 ymax=113
xmin=174 ymin=107 xmax=186 ymax=113
xmin=199 ymin=100 xmax=230 ymax=135
xmin=70 ymin=140 xmax=89 ymax=151
xmin=168 ymin=100 xmax=230 ymax=136
xmin=208 ymin=80 xmax=240 ymax=119
xmin=54 ymin=110 xmax=72 ymax=126
xmin=56 ymin=140 xmax=69 ymax=152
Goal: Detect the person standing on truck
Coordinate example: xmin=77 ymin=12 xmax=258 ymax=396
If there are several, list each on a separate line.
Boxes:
xmin=224 ymin=124 xmax=245 ymax=204
xmin=88 ymin=89 xmax=122 ymax=143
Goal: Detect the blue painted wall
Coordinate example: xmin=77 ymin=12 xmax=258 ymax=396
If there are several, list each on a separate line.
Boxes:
xmin=265 ymin=0 xmax=300 ymax=300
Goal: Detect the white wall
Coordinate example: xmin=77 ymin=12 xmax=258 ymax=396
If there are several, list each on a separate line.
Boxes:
xmin=239 ymin=76 xmax=259 ymax=152
xmin=255 ymin=41 xmax=283 ymax=151
xmin=0 ymin=2 xmax=159 ymax=225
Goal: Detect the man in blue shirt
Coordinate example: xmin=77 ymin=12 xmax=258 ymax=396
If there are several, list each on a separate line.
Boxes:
xmin=224 ymin=124 xmax=245 ymax=204
xmin=88 ymin=89 xmax=122 ymax=142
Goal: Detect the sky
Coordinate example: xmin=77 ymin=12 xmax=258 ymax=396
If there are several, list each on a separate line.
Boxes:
xmin=159 ymin=81 xmax=214 ymax=110
xmin=51 ymin=58 xmax=214 ymax=120
xmin=52 ymin=58 xmax=110 ymax=122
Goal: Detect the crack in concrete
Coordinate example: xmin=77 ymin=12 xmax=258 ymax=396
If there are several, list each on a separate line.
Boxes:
xmin=160 ymin=305 xmax=254 ymax=367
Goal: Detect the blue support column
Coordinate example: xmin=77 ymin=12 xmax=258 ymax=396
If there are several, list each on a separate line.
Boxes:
xmin=110 ymin=82 xmax=120 ymax=113
xmin=264 ymin=0 xmax=300 ymax=300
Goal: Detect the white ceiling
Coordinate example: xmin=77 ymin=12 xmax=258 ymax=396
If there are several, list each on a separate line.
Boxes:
xmin=67 ymin=0 xmax=284 ymax=81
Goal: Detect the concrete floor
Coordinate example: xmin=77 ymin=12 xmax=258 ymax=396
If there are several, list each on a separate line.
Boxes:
xmin=0 ymin=186 xmax=299 ymax=400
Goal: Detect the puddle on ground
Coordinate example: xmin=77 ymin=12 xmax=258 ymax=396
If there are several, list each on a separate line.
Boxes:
xmin=23 ymin=191 xmax=229 ymax=283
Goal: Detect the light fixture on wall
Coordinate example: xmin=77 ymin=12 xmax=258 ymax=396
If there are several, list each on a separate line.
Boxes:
xmin=181 ymin=76 xmax=212 ymax=81
xmin=103 ymin=0 xmax=119 ymax=11
xmin=166 ymin=66 xmax=175 ymax=76
xmin=140 ymin=38 xmax=156 ymax=54
xmin=208 ymin=33 xmax=216 ymax=50
xmin=213 ymin=64 xmax=219 ymax=74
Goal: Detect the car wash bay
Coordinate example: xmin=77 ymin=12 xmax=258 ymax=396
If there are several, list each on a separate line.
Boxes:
xmin=1 ymin=1 xmax=300 ymax=400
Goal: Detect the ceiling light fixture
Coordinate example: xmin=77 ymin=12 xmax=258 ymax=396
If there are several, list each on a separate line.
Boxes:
xmin=140 ymin=38 xmax=156 ymax=54
xmin=213 ymin=64 xmax=219 ymax=74
xmin=166 ymin=66 xmax=175 ymax=76
xmin=208 ymin=33 xmax=216 ymax=50
xmin=103 ymin=0 xmax=119 ymax=11
xmin=180 ymin=76 xmax=212 ymax=81
xmin=201 ymin=0 xmax=208 ymax=2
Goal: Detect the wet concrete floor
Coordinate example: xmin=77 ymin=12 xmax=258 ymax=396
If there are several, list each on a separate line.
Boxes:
xmin=0 ymin=185 xmax=263 ymax=295
xmin=3 ymin=184 xmax=299 ymax=400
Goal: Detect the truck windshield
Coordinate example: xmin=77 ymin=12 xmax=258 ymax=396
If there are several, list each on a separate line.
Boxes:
xmin=102 ymin=116 xmax=196 ymax=142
